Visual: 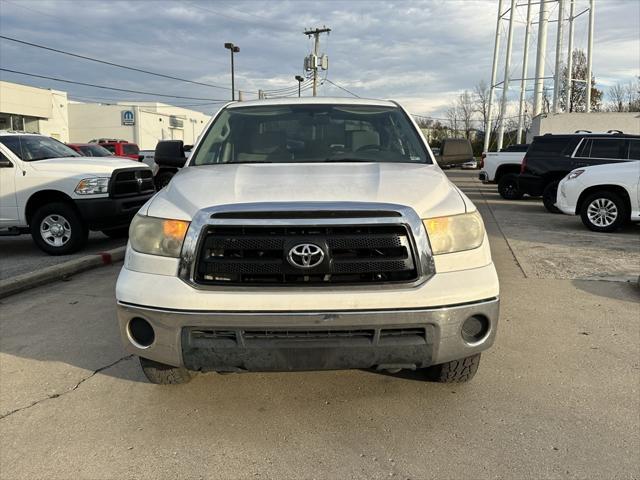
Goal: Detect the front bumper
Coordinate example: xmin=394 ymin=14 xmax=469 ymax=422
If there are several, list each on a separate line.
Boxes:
xmin=75 ymin=193 xmax=154 ymax=230
xmin=517 ymin=173 xmax=545 ymax=196
xmin=116 ymin=298 xmax=499 ymax=371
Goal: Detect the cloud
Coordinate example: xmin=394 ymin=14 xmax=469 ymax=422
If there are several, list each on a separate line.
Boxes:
xmin=0 ymin=0 xmax=638 ymax=117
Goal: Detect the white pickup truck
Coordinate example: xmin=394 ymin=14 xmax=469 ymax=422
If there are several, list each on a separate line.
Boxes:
xmin=115 ymin=98 xmax=500 ymax=385
xmin=0 ymin=132 xmax=154 ymax=255
xmin=479 ymin=144 xmax=528 ymax=199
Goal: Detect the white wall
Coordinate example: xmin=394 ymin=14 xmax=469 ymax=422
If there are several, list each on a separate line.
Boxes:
xmin=68 ymin=103 xmax=135 ymax=143
xmin=68 ymin=102 xmax=210 ymax=149
xmin=0 ymin=81 xmax=70 ymax=141
xmin=528 ymin=112 xmax=640 ymax=141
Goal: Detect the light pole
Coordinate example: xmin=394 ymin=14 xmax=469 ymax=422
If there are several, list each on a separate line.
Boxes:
xmin=224 ymin=42 xmax=240 ymax=100
xmin=295 ymin=75 xmax=304 ymax=97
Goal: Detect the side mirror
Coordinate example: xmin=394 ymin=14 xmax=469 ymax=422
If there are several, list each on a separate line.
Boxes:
xmin=183 ymin=144 xmax=193 ymax=152
xmin=155 ymin=140 xmax=187 ymax=168
xmin=137 ymin=155 xmax=145 ymax=162
xmin=438 ymin=138 xmax=474 ymax=167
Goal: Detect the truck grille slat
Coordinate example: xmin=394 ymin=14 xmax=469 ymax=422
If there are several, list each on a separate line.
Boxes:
xmin=195 ymin=224 xmax=418 ymax=286
xmin=109 ymin=168 xmax=155 ymax=198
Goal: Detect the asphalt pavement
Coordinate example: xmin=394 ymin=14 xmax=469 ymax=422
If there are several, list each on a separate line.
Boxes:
xmin=1 ymin=170 xmax=638 ymax=479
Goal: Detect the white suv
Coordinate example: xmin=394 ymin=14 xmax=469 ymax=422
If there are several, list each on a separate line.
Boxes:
xmin=115 ymin=98 xmax=500 ymax=384
xmin=557 ymin=160 xmax=640 ymax=232
xmin=0 ymin=132 xmax=154 ymax=254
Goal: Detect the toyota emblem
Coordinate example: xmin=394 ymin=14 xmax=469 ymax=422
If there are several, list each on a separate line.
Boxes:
xmin=287 ymin=243 xmax=324 ymax=269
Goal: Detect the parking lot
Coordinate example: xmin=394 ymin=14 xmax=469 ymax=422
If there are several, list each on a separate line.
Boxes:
xmin=1 ymin=170 xmax=638 ymax=479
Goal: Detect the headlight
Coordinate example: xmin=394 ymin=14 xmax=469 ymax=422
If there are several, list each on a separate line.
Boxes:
xmin=129 ymin=214 xmax=190 ymax=257
xmin=75 ymin=177 xmax=109 ymax=195
xmin=423 ymin=211 xmax=485 ymax=255
xmin=567 ymin=169 xmax=585 ymax=180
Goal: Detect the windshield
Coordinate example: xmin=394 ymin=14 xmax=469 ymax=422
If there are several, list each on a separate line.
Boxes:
xmin=191 ymin=104 xmax=430 ymax=165
xmin=0 ymin=135 xmax=80 ymax=161
xmin=77 ymin=144 xmax=114 ymax=157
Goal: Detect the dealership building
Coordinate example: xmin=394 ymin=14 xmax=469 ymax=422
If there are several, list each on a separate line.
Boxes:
xmin=0 ymin=80 xmax=212 ymax=149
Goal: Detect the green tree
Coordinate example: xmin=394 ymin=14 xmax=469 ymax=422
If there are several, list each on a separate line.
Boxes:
xmin=559 ymin=49 xmax=603 ymax=112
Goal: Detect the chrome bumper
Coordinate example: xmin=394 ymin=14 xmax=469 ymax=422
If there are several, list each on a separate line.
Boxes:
xmin=117 ymin=298 xmax=499 ymax=371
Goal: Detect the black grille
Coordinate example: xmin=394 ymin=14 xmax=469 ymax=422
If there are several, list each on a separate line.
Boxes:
xmin=189 ymin=327 xmax=426 ymax=345
xmin=109 ymin=168 xmax=155 ymax=198
xmin=195 ymin=224 xmax=418 ymax=286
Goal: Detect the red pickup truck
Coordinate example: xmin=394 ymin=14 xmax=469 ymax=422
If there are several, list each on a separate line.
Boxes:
xmin=89 ymin=139 xmax=140 ymax=160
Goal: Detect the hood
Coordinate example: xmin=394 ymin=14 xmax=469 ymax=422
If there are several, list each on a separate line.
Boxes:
xmin=28 ymin=156 xmax=145 ymax=176
xmin=146 ymin=162 xmax=467 ymax=221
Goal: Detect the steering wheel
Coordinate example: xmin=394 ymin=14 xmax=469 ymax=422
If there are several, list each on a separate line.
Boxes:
xmin=355 ymin=144 xmax=384 ymax=152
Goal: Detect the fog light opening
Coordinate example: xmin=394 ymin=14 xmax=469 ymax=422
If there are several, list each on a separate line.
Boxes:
xmin=461 ymin=315 xmax=490 ymax=344
xmin=128 ymin=317 xmax=155 ymax=348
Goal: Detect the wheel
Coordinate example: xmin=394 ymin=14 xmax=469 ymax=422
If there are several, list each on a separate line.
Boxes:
xmin=101 ymin=227 xmax=129 ymax=239
xmin=425 ymin=354 xmax=481 ymax=383
xmin=154 ymin=171 xmax=175 ymax=189
xmin=30 ymin=202 xmax=88 ymax=255
xmin=139 ymin=357 xmax=192 ymax=384
xmin=497 ymin=174 xmax=523 ymax=200
xmin=542 ymin=180 xmax=562 ymax=213
xmin=580 ymin=191 xmax=628 ymax=233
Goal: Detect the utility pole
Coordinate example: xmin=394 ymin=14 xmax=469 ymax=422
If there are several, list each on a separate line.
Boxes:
xmin=497 ymin=0 xmax=516 ymax=151
xmin=484 ymin=0 xmax=503 ymax=153
xmin=533 ymin=0 xmax=550 ymax=116
xmin=585 ymin=0 xmax=595 ymax=112
xmin=304 ymin=26 xmax=331 ymax=96
xmin=552 ymin=0 xmax=565 ymax=113
xmin=565 ymin=0 xmax=575 ymax=112
xmin=517 ymin=0 xmax=533 ymax=144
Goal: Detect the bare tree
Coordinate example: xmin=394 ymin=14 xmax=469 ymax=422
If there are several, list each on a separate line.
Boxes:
xmin=608 ymin=83 xmax=627 ymax=112
xmin=446 ymin=104 xmax=460 ymax=137
xmin=457 ymin=90 xmax=475 ymax=139
xmin=473 ymin=80 xmax=502 ymax=149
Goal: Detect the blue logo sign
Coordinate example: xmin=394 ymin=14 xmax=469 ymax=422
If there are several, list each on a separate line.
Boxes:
xmin=121 ymin=110 xmax=135 ymax=126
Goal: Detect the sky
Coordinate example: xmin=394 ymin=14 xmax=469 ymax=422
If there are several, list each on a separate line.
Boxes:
xmin=0 ymin=0 xmax=638 ymax=119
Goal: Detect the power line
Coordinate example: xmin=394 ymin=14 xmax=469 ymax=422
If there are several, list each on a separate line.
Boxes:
xmin=262 ymin=79 xmax=313 ymax=94
xmin=0 ymin=68 xmax=230 ymax=101
xmin=0 ymin=35 xmax=246 ymax=93
xmin=324 ymin=78 xmax=360 ymax=98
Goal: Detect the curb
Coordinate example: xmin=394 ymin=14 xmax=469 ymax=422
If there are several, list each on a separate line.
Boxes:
xmin=0 ymin=246 xmax=126 ymax=300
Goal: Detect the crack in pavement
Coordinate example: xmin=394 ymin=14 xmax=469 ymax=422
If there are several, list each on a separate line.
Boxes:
xmin=0 ymin=354 xmax=134 ymax=421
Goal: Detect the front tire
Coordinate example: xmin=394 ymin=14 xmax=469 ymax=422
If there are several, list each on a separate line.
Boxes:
xmin=139 ymin=357 xmax=192 ymax=384
xmin=542 ymin=180 xmax=562 ymax=213
xmin=425 ymin=354 xmax=481 ymax=383
xmin=30 ymin=202 xmax=88 ymax=255
xmin=498 ymin=174 xmax=523 ymax=200
xmin=580 ymin=191 xmax=628 ymax=232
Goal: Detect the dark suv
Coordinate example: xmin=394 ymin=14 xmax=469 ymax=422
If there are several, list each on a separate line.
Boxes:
xmin=517 ymin=132 xmax=639 ymax=212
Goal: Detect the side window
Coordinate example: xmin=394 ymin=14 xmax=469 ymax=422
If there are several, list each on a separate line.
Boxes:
xmin=102 ymin=145 xmax=116 ymax=153
xmin=589 ymin=139 xmax=625 ymax=159
xmin=0 ymin=136 xmax=23 ymax=159
xmin=0 ymin=150 xmax=13 ymax=166
xmin=123 ymin=144 xmax=139 ymax=155
xmin=574 ymin=139 xmax=592 ymax=158
xmin=628 ymin=140 xmax=640 ymax=160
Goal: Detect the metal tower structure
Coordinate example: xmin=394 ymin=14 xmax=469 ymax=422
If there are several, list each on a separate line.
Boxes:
xmin=483 ymin=0 xmax=596 ymax=153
